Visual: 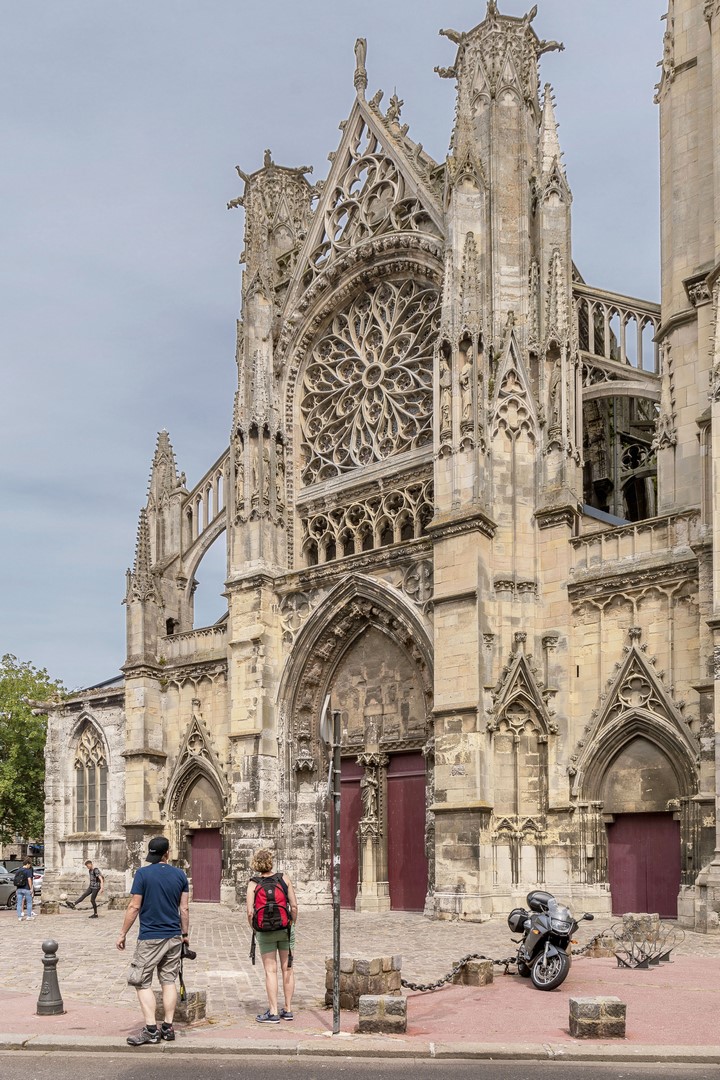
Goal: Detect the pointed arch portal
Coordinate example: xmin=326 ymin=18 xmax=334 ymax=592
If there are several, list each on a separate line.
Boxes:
xmin=281 ymin=574 xmax=433 ymax=912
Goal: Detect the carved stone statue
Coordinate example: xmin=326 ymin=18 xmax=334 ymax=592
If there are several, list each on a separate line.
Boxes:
xmin=439 ymin=357 xmax=452 ymax=434
xmin=459 ymin=357 xmax=473 ymax=426
xmin=234 ymin=434 xmax=245 ymax=510
xmin=360 ymin=768 xmax=379 ymax=821
xmin=354 ymin=38 xmax=368 ymax=95
xmin=275 ymin=446 xmax=285 ymax=508
xmin=262 ymin=443 xmax=271 ymax=506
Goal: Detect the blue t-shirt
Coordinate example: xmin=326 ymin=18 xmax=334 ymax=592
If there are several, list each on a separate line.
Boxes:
xmin=131 ymin=863 xmax=189 ymax=940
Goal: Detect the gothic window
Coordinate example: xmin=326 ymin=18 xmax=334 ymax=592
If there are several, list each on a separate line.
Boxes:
xmin=300 ymin=280 xmax=440 ymax=484
xmin=74 ymin=725 xmax=108 ymax=833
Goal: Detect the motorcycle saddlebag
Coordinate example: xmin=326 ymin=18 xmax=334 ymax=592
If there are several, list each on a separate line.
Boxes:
xmin=526 ymin=890 xmax=554 ymax=913
xmin=507 ymin=907 xmax=529 ymax=933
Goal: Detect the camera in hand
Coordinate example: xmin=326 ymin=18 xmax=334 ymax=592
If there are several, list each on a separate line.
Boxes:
xmin=181 ymin=942 xmax=197 ymax=960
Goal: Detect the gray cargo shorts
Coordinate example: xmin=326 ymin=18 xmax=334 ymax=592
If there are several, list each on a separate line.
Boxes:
xmin=127 ymin=936 xmax=182 ymax=989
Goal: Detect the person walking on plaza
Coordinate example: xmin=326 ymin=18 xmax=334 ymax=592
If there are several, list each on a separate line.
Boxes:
xmin=15 ymin=859 xmax=35 ymax=921
xmin=65 ymin=860 xmax=104 ymax=917
xmin=247 ymin=848 xmax=298 ymax=1024
xmin=116 ymin=836 xmax=190 ymax=1046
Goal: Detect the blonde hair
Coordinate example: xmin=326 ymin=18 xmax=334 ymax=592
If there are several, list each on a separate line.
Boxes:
xmin=251 ymin=848 xmax=274 ymax=874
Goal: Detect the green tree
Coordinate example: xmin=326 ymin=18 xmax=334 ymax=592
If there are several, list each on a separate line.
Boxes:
xmin=0 ymin=654 xmax=65 ymax=843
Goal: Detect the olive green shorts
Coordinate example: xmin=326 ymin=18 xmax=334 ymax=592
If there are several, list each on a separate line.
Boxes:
xmin=256 ymin=926 xmax=296 ymax=955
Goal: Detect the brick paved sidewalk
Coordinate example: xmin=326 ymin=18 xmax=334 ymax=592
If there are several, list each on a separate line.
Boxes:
xmin=1 ymin=902 xmax=719 ymax=1054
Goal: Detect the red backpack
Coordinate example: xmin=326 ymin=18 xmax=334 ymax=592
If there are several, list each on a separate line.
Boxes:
xmin=249 ymin=873 xmax=293 ymax=966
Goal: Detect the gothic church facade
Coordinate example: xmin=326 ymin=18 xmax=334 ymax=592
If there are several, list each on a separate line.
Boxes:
xmin=45 ymin=0 xmax=720 ymax=929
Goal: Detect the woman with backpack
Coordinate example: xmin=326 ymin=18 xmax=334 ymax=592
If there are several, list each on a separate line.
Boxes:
xmin=246 ymin=848 xmax=298 ymax=1024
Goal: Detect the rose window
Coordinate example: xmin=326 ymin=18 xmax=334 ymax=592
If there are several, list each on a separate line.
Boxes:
xmin=300 ymin=280 xmax=440 ymax=484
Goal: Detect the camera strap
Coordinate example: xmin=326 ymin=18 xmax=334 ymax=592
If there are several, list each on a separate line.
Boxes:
xmin=178 ymin=959 xmax=186 ymax=1002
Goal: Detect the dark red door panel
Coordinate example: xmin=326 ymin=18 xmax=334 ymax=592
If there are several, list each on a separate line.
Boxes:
xmin=387 ymin=752 xmax=428 ymax=911
xmin=190 ymin=828 xmax=222 ymax=902
xmin=339 ymin=759 xmax=363 ymax=908
xmin=607 ymin=813 xmax=680 ymax=917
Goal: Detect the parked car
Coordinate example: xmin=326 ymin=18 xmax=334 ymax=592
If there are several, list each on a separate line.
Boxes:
xmin=32 ymin=867 xmax=44 ymax=896
xmin=0 ymin=869 xmax=17 ymax=908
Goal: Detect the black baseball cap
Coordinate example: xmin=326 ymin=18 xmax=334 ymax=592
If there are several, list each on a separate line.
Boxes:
xmin=146 ymin=836 xmax=170 ymax=864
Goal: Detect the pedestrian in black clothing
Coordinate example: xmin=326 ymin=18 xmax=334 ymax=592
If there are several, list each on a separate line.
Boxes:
xmin=65 ymin=860 xmax=104 ymax=917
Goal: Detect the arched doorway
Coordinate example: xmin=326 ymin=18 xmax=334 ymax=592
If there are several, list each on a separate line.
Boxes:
xmin=281 ymin=574 xmax=433 ymax=912
xmin=179 ymin=776 xmax=224 ymax=903
xmin=334 ymin=626 xmax=429 ymax=911
xmin=602 ymin=736 xmax=682 ymax=917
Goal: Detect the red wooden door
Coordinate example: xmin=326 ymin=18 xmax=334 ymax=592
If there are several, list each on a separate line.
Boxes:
xmin=339 ymin=760 xmax=363 ymax=908
xmin=607 ymin=813 xmax=681 ymax=917
xmin=190 ymin=829 xmax=222 ymax=902
xmin=387 ymin=752 xmax=428 ymax=911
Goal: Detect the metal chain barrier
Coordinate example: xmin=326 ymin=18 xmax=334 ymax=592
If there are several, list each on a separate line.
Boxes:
xmin=400 ymin=936 xmax=603 ymax=993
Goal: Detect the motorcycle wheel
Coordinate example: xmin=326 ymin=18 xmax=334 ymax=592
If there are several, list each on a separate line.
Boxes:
xmin=517 ymin=960 xmax=531 ymax=978
xmin=530 ymin=950 xmax=570 ymax=991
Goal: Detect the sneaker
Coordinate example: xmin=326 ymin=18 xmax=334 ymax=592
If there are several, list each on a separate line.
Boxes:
xmin=89 ymin=914 xmax=98 ymax=919
xmin=18 ymin=916 xmax=24 ymax=921
xmin=160 ymin=1023 xmax=175 ymax=1041
xmin=279 ymin=1008 xmax=294 ymax=1021
xmin=256 ymin=1009 xmax=280 ymax=1024
xmin=29 ymin=913 xmax=38 ymax=918
xmin=64 ymin=901 xmax=75 ymax=910
xmin=126 ymin=1027 xmax=161 ymax=1046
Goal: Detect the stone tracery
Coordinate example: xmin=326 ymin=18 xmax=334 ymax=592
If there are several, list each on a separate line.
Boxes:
xmin=300 ymin=281 xmax=440 ymax=483
xmin=301 ymin=479 xmax=433 ymax=565
xmin=303 ymin=119 xmax=441 ymax=286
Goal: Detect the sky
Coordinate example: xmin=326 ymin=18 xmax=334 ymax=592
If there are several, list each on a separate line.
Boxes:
xmin=0 ymin=1 xmax=666 ymax=691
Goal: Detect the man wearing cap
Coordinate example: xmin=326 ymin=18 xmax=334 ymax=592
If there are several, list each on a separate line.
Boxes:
xmin=116 ymin=836 xmax=190 ymax=1046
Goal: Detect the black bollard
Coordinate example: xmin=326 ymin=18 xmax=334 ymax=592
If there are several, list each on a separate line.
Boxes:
xmin=37 ymin=940 xmax=64 ymax=1016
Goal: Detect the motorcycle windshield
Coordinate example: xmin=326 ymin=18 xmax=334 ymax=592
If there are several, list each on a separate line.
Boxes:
xmin=549 ymin=901 xmax=573 ymax=932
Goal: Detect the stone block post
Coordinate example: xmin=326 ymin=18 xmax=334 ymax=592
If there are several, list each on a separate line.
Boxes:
xmin=569 ymin=996 xmax=626 ymax=1039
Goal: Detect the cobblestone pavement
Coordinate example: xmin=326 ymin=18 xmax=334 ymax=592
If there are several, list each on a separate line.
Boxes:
xmin=1 ymin=902 xmax=718 ymax=1028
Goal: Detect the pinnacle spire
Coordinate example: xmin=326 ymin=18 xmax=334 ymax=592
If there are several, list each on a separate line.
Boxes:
xmin=132 ymin=507 xmax=152 ymax=579
xmin=539 ymin=84 xmax=563 ymax=175
xmin=147 ymin=429 xmax=180 ymax=500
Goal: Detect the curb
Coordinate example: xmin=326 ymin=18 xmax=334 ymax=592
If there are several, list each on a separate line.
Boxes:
xmin=1 ymin=1033 xmax=720 ymax=1062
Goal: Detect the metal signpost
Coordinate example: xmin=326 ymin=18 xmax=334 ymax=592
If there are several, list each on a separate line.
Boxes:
xmin=320 ymin=695 xmax=342 ymax=1035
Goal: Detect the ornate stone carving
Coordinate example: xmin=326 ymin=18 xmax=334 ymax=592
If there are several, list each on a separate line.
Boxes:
xmin=230 ymin=157 xmax=313 ymax=306
xmin=353 ymin=38 xmax=368 ymax=96
xmin=126 ymin=507 xmax=161 ymax=604
xmin=300 ymin=280 xmax=440 ymax=484
xmin=279 ymin=591 xmax=314 ymax=645
xmin=685 ymin=276 xmax=713 ymax=308
xmin=710 ymin=284 xmax=720 ymax=404
xmin=402 ymin=559 xmax=433 ymax=610
xmin=303 ymin=119 xmax=441 ymax=286
xmin=654 ymin=3 xmax=675 ymax=103
xmin=492 ymin=365 xmax=536 ymax=443
xmin=74 ymin=725 xmax=106 ymax=770
xmin=653 ymin=344 xmax=677 ymax=450
xmin=360 ymin=766 xmax=379 ymax=822
xmin=301 ymin=479 xmax=433 ymax=566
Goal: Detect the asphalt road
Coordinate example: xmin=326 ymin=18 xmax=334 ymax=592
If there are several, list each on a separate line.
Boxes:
xmin=1 ymin=1055 xmax=720 ymax=1080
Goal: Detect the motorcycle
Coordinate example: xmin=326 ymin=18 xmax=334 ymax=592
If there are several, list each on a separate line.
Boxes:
xmin=507 ymin=890 xmax=594 ymax=991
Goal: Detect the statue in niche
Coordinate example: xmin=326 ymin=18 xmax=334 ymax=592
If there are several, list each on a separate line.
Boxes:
xmin=234 ymin=434 xmax=245 ymax=511
xmin=275 ymin=445 xmax=285 ymax=508
xmin=360 ymin=768 xmax=378 ymax=822
xmin=547 ymin=361 xmax=562 ymax=430
xmin=251 ymin=444 xmax=259 ymax=505
xmin=439 ymin=357 xmax=452 ymax=435
xmin=262 ymin=444 xmax=271 ymax=506
xmin=459 ymin=355 xmax=473 ymax=426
